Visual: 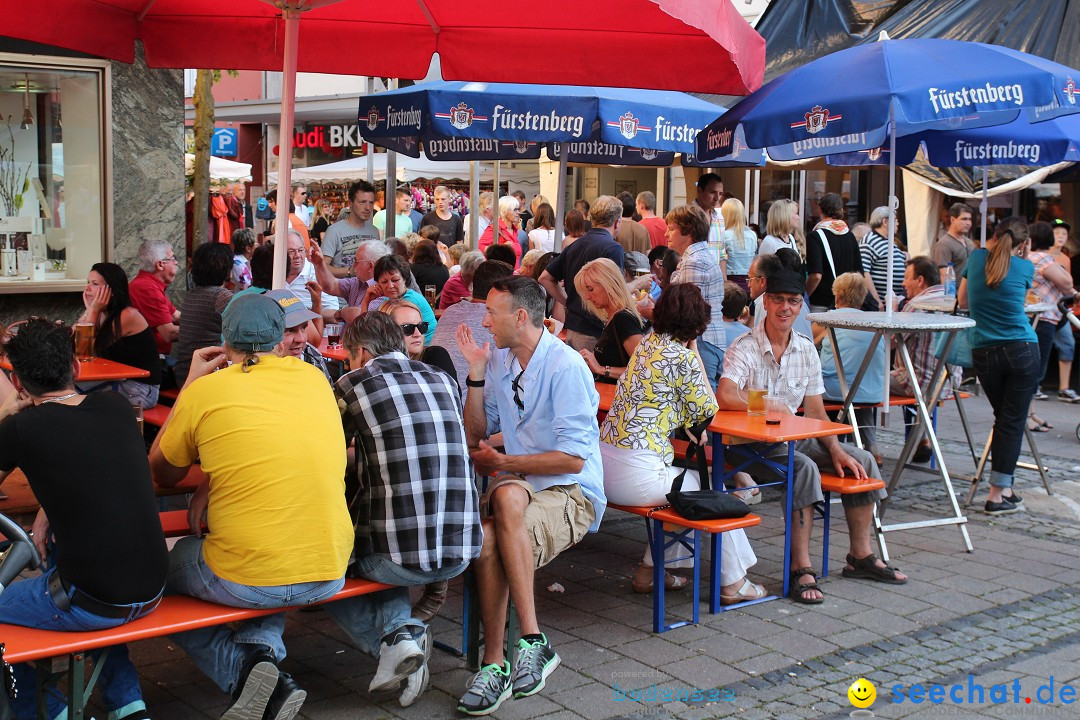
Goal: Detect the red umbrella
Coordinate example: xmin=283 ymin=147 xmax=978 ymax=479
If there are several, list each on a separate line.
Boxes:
xmin=10 ymin=0 xmax=764 ymax=285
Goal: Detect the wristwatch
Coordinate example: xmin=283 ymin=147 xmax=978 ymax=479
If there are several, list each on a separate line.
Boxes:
xmin=466 ymin=377 xmax=485 ymax=388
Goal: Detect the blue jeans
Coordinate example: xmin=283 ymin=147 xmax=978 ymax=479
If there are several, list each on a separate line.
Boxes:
xmin=1035 ymin=319 xmax=1057 ymax=382
xmin=697 ymin=339 xmax=725 ymax=393
xmin=972 ymin=341 xmax=1041 ymax=488
xmin=0 ymin=567 xmax=158 ymax=720
xmin=165 ymin=537 xmax=344 ymax=693
xmin=323 ymin=555 xmax=468 ymax=655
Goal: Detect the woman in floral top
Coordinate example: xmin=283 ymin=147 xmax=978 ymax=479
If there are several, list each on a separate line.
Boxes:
xmin=599 ymin=284 xmax=765 ymax=603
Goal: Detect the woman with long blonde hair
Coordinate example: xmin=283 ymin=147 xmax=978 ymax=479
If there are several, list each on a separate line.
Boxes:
xmin=310 ymin=197 xmax=335 ymax=243
xmin=574 ymin=258 xmax=645 ymax=382
xmin=720 ymin=198 xmax=758 ymax=294
xmin=957 ymin=217 xmax=1040 ymax=516
xmin=759 ymin=199 xmax=804 ymax=258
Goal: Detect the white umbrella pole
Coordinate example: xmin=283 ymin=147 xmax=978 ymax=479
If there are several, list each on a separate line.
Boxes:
xmin=883 ymin=100 xmax=897 ymax=414
xmin=979 ymin=167 xmax=988 ymax=247
xmin=272 ymin=8 xmax=301 ymax=290
xmin=753 ymin=169 xmax=761 ymax=225
xmin=469 ymin=161 xmax=479 ymax=248
xmin=365 ymin=77 xmax=374 ymax=183
xmin=743 ymin=169 xmax=751 ymax=217
xmin=554 ymin=152 xmax=569 ymax=251
xmin=385 ymin=79 xmax=398 ymax=238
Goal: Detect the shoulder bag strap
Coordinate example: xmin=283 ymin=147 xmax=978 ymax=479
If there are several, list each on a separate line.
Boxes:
xmin=816 ymin=228 xmax=837 ymax=280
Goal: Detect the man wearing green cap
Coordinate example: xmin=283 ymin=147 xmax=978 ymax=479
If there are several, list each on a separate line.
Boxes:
xmin=149 ymin=293 xmax=353 ymax=720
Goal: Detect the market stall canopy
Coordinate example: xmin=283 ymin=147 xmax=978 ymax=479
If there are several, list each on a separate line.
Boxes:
xmin=267 ymin=153 xmax=537 ymax=185
xmin=9 ymin=0 xmax=765 ymax=95
xmin=755 ymin=0 xmax=1080 ymax=81
xmin=184 ymin=154 xmax=253 ymax=182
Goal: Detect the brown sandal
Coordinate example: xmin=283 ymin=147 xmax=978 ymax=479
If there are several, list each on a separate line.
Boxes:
xmin=788 ymin=567 xmax=824 ymax=604
xmin=841 ymin=553 xmax=907 ymax=584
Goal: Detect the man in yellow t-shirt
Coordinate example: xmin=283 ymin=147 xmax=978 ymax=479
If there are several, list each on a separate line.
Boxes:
xmin=150 ymin=293 xmax=352 ymax=720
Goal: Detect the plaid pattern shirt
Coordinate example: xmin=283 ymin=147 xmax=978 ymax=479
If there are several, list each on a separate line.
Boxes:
xmin=335 ymin=353 xmax=482 ymax=572
xmin=722 ymin=322 xmax=825 ymax=414
xmin=892 ymin=285 xmax=962 ymax=399
xmin=671 ymin=241 xmax=727 ymax=349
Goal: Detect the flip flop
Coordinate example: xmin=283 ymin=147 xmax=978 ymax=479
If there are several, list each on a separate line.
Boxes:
xmin=1029 ymin=413 xmax=1053 ymax=430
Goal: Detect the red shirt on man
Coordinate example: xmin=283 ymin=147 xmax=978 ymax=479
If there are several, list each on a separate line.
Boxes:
xmin=640 ymin=216 xmax=667 ymax=249
xmin=129 ymin=270 xmax=177 ymax=354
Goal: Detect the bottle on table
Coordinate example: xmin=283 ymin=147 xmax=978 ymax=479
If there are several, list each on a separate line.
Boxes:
xmin=942 ymin=263 xmax=956 ymax=299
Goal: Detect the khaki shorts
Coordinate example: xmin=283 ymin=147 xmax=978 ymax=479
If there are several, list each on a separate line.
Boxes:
xmin=481 ymin=475 xmax=595 ymax=569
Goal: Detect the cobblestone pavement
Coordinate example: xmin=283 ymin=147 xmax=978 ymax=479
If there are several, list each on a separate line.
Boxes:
xmin=102 ymin=393 xmax=1079 ymax=720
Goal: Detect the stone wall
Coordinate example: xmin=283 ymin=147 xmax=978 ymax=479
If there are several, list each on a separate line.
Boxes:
xmin=0 ymin=42 xmax=184 ymax=327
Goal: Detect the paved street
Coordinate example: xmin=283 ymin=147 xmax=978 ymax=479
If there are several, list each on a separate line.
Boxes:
xmin=120 ymin=391 xmax=1080 ymax=720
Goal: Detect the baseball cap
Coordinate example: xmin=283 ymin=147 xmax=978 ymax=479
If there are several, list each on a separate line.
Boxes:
xmin=222 ymin=294 xmax=285 ymax=352
xmin=1053 ymin=218 xmax=1071 ymax=232
xmin=623 ymin=251 xmax=650 ymax=275
xmin=263 ymin=289 xmax=320 ymax=328
xmin=765 ymin=269 xmax=806 ymax=296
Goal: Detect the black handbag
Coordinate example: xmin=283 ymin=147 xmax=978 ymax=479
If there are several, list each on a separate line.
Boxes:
xmin=666 ymin=440 xmax=751 ymax=521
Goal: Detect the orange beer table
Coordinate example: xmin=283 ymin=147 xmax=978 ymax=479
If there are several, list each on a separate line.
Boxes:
xmin=1 ymin=356 xmax=150 ymax=383
xmin=0 ymin=464 xmax=207 ymax=520
xmin=595 ymin=379 xmax=850 ymax=597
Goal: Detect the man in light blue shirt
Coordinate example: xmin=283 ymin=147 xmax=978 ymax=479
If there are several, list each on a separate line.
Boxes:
xmin=455 ymin=275 xmax=604 ymax=715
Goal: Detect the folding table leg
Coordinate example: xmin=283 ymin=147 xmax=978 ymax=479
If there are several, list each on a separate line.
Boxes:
xmin=651 ymin=516 xmax=664 ymax=634
xmin=709 ymin=531 xmax=721 ymax=615
xmin=68 ymin=653 xmax=85 ymax=720
xmin=782 ymin=442 xmax=794 ymax=598
xmin=953 ymin=392 xmax=980 ymax=470
xmin=965 ymin=429 xmax=994 ymax=507
xmin=1022 ymin=425 xmax=1054 ymax=496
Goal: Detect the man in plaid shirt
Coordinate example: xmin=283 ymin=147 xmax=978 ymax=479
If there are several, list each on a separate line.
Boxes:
xmin=718 ymin=269 xmax=906 ymax=606
xmin=327 ymin=312 xmax=482 ymax=708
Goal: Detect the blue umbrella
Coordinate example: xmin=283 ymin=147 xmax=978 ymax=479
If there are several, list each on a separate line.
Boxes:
xmin=695 ymin=36 xmax=1080 ymax=315
xmin=696 ymin=38 xmax=1080 ymax=164
xmin=362 ymin=80 xmax=728 ymax=245
xmin=363 ymin=80 xmax=726 ymax=155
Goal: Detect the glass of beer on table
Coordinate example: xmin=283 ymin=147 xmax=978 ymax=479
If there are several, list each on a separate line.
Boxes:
xmin=424 ymin=285 xmax=437 ymax=307
xmin=74 ymin=322 xmax=95 ymax=362
xmin=742 ymin=368 xmax=768 ymax=416
xmin=325 ymin=323 xmax=344 ymax=348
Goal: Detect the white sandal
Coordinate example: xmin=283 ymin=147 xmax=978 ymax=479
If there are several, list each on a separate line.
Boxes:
xmin=720 ymin=578 xmax=767 ymax=606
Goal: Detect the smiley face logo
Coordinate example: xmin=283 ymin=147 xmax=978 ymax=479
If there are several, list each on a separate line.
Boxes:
xmin=848 ymin=678 xmax=876 ymax=708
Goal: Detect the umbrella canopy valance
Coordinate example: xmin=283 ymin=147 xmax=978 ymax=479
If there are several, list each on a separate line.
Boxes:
xmin=10 ymin=0 xmax=765 ymax=95
xmin=360 ymin=81 xmax=730 ymax=156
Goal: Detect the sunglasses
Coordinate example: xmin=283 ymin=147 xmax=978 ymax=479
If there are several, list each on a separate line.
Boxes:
xmin=400 ymin=322 xmax=429 ymax=336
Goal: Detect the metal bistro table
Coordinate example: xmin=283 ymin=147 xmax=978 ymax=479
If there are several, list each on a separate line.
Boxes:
xmin=901 ymin=299 xmax=1055 ymax=504
xmin=809 ymin=311 xmax=976 ymax=558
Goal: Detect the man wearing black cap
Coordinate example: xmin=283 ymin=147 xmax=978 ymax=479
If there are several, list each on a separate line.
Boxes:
xmin=150 ymin=294 xmax=353 ymax=720
xmin=718 ymin=270 xmax=907 ymax=605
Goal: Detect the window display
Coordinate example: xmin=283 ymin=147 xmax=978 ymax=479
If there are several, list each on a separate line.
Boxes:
xmin=0 ymin=54 xmax=107 ymax=292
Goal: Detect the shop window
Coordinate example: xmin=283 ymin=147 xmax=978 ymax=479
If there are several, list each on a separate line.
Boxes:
xmin=0 ymin=54 xmax=107 ymax=292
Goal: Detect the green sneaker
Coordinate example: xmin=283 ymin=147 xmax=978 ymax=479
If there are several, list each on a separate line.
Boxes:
xmin=458 ymin=661 xmax=511 ymax=715
xmin=511 ymin=634 xmax=560 ymax=698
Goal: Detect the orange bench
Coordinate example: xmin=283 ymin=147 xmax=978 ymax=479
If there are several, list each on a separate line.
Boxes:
xmin=1 ymin=569 xmax=389 ymax=714
xmin=143 ymin=404 xmax=171 ymax=428
xmin=608 ymin=503 xmax=762 ymax=632
xmin=817 ymin=472 xmax=886 ymax=577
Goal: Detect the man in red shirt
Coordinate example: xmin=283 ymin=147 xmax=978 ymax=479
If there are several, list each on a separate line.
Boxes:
xmin=128 ymin=239 xmax=181 ymax=354
xmin=636 ymin=191 xmax=667 ymax=249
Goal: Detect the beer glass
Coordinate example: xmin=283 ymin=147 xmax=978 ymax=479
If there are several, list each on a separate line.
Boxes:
xmin=424 ymin=285 xmax=437 ymax=306
xmin=132 ymin=405 xmax=144 ymax=435
xmin=74 ymin=323 xmax=95 ymax=362
xmin=741 ymin=368 xmax=768 ymax=416
xmin=764 ymin=394 xmax=787 ymax=426
xmin=325 ymin=323 xmax=344 ymax=348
